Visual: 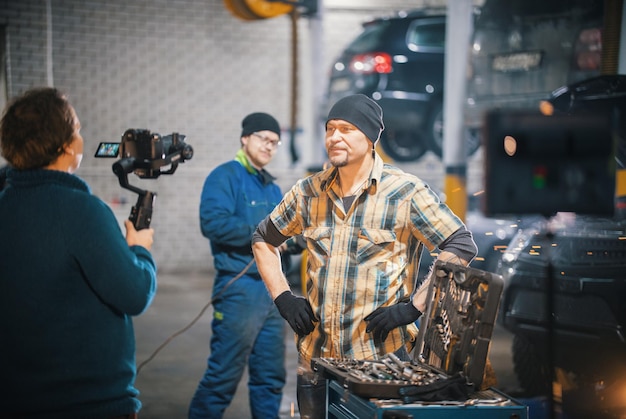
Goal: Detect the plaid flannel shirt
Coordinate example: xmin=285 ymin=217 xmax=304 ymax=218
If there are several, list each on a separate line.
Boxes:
xmin=269 ymin=153 xmax=465 ymax=366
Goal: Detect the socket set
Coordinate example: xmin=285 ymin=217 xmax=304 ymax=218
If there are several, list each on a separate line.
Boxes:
xmin=312 ymin=260 xmax=504 ymax=400
xmin=312 ymin=353 xmax=456 ymax=399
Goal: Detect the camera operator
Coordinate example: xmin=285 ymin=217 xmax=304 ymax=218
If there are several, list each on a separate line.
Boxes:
xmin=189 ymin=112 xmax=289 ymax=419
xmin=0 ymin=87 xmax=157 ymax=419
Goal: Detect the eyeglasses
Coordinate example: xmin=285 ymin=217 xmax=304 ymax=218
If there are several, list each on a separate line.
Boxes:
xmin=251 ymin=132 xmax=281 ymax=149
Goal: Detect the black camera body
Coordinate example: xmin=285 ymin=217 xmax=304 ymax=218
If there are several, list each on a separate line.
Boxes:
xmin=95 ymin=129 xmax=193 ymax=229
xmin=119 ymin=129 xmax=193 ymax=178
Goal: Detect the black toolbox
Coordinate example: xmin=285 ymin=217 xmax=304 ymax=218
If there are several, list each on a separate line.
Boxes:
xmin=312 ymin=261 xmax=528 ymax=418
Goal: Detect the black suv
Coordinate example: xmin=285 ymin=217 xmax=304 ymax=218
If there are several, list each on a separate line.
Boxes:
xmin=465 ymin=0 xmax=604 ymax=143
xmin=325 ymin=9 xmax=480 ymax=162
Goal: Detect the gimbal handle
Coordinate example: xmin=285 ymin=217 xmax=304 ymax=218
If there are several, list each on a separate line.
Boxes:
xmin=112 ymin=157 xmax=157 ymax=230
xmin=129 ymin=191 xmax=155 ymax=230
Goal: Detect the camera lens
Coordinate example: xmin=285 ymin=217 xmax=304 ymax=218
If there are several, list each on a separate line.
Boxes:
xmin=181 ymin=144 xmax=193 ymax=161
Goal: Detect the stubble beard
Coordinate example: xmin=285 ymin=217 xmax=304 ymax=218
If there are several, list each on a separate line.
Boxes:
xmin=329 ymin=155 xmax=348 ymax=168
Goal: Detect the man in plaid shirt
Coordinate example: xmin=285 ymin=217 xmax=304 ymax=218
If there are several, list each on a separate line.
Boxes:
xmin=253 ymin=94 xmax=477 ymax=419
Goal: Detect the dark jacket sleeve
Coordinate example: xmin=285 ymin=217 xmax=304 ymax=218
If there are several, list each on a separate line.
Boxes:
xmin=199 ymin=163 xmax=258 ymax=247
xmin=437 ymin=225 xmax=478 ymax=262
xmin=69 ymin=195 xmax=157 ymax=316
xmin=252 ymin=214 xmax=290 ymax=247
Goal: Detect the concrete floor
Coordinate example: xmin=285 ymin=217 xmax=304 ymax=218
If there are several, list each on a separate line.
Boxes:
xmin=133 ymin=271 xmax=524 ymax=419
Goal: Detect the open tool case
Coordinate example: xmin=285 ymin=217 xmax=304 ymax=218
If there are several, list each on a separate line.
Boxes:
xmin=312 ymin=261 xmax=527 ymax=416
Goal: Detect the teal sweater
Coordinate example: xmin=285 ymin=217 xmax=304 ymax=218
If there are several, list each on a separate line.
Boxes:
xmin=0 ymin=169 xmax=157 ymax=418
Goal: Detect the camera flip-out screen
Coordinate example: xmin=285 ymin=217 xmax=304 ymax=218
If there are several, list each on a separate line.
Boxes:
xmin=94 ymin=142 xmax=120 ymax=158
xmin=483 ymin=110 xmax=616 ymax=217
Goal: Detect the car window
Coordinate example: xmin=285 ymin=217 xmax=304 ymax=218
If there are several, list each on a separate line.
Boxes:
xmin=407 ymin=21 xmax=445 ymax=51
xmin=344 ymin=21 xmax=390 ymax=54
xmin=478 ymin=0 xmax=602 ymax=25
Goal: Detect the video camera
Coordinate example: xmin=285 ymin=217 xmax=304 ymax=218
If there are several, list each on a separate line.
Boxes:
xmin=95 ymin=129 xmax=193 ymax=229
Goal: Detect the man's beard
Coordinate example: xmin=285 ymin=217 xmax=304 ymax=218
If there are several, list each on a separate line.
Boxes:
xmin=329 ymin=156 xmax=347 ymax=168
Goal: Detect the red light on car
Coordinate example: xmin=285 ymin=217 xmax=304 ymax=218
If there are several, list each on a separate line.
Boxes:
xmin=575 ymin=28 xmax=602 ymax=70
xmin=349 ymin=52 xmax=393 ymax=74
xmin=576 ymin=51 xmax=602 ymax=70
xmin=579 ymin=28 xmax=602 ymax=45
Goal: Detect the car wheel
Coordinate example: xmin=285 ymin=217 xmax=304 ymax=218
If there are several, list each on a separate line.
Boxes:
xmin=425 ymin=103 xmax=480 ymax=158
xmin=512 ymin=334 xmax=551 ymax=397
xmin=379 ymin=127 xmax=428 ymax=162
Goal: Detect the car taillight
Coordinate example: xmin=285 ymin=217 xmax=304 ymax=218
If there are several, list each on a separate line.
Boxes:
xmin=349 ymin=52 xmax=392 ymax=74
xmin=575 ymin=28 xmax=602 ymax=71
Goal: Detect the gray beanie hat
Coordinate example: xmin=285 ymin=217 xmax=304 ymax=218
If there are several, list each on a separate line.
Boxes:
xmin=241 ymin=112 xmax=281 ymax=138
xmin=326 ymin=94 xmax=384 ymax=143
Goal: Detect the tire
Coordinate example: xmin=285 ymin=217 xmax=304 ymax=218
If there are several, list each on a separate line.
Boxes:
xmin=379 ymin=127 xmax=428 ymax=162
xmin=425 ymin=102 xmax=480 ymax=158
xmin=512 ymin=334 xmax=551 ymax=397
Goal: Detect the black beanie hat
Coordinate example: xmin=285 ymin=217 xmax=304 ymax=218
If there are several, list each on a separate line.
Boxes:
xmin=326 ymin=94 xmax=384 ymax=144
xmin=241 ymin=112 xmax=281 ymax=138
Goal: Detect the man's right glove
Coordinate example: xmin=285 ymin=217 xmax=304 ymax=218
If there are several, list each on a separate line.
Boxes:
xmin=274 ymin=290 xmax=317 ymax=336
xmin=364 ymin=301 xmax=422 ymax=342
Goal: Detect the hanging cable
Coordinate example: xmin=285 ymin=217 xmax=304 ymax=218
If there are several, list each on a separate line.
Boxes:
xmin=136 ymin=259 xmax=255 ymax=375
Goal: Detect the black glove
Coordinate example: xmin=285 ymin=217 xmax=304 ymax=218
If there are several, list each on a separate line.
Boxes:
xmin=364 ymin=301 xmax=422 ymax=342
xmin=274 ymin=291 xmax=316 ymax=336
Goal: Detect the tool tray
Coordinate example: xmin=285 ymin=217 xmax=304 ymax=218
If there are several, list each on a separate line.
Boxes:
xmin=312 ymin=260 xmax=504 ymax=401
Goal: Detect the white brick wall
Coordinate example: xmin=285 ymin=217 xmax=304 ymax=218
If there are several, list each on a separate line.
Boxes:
xmin=1 ymin=0 xmax=489 ymax=273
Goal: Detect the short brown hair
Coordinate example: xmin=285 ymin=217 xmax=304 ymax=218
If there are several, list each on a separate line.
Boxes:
xmin=0 ymin=87 xmax=76 ymax=170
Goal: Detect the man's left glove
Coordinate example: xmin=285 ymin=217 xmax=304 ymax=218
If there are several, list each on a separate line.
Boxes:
xmin=364 ymin=301 xmax=422 ymax=342
xmin=274 ymin=290 xmax=317 ymax=336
